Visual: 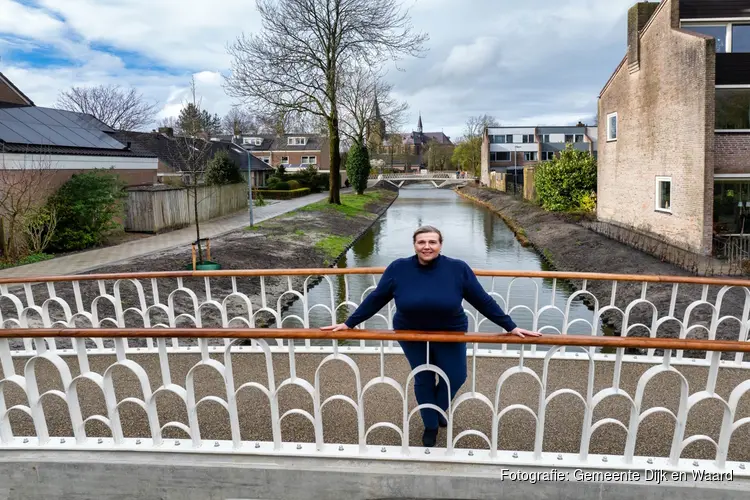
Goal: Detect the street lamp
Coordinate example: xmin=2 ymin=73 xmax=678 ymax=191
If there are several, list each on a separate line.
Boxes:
xmin=247 ymin=151 xmax=254 ymax=227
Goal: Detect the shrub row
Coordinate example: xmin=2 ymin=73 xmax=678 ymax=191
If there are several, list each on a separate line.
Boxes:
xmin=253 ymin=188 xmax=311 ymax=200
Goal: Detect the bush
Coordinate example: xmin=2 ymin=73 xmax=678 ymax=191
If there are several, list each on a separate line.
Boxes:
xmin=345 ymin=142 xmax=370 ymax=195
xmin=274 ymin=165 xmax=288 ymax=181
xmin=253 ymin=188 xmax=311 ymax=200
xmin=274 ymin=181 xmax=291 ymax=191
xmin=534 ymin=144 xmax=597 ymax=212
xmin=47 ymin=170 xmax=126 ymax=252
xmin=287 ymin=180 xmax=301 ymax=190
xmin=205 ymin=150 xmax=242 ymax=185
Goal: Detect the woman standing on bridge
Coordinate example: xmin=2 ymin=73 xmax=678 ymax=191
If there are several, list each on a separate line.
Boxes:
xmin=322 ymin=225 xmax=540 ymax=447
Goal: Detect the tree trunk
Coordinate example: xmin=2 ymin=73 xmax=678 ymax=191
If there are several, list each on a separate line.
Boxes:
xmin=193 ymin=184 xmax=203 ymax=262
xmin=328 ymin=114 xmax=342 ymax=204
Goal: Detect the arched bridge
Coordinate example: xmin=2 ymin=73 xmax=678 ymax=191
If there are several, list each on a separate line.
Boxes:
xmin=371 ymin=172 xmax=476 ymax=189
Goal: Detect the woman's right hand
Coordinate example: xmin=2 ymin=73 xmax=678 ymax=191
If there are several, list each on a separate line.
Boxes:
xmin=321 ymin=323 xmax=350 ymax=331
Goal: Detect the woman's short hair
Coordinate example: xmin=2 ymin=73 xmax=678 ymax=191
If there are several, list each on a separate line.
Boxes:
xmin=413 ymin=225 xmax=443 ymax=243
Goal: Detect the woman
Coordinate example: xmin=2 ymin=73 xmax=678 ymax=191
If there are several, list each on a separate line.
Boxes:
xmin=322 ymin=225 xmax=541 ymax=447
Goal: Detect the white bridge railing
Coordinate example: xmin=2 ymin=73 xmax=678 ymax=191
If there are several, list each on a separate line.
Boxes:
xmin=1 ymin=268 xmax=750 ymax=477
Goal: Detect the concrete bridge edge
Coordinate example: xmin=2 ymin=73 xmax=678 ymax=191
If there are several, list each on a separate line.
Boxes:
xmin=1 ymin=451 xmax=747 ymax=500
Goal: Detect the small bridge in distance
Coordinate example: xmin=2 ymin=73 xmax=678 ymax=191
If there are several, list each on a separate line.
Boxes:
xmin=371 ymin=172 xmax=476 ymax=189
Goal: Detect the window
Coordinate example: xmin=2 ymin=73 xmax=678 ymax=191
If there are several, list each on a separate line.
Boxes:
xmin=288 ymin=137 xmax=307 ymax=146
xmin=733 ymin=24 xmax=750 ymax=52
xmin=575 ymin=134 xmax=584 ymax=143
xmin=522 ymin=134 xmax=535 ymax=143
xmin=716 ymin=88 xmax=750 ymax=130
xmin=565 ymin=134 xmax=574 ymax=143
xmin=542 ymin=134 xmax=550 ymax=143
xmin=261 ymin=157 xmax=270 ymax=164
xmin=243 ymin=137 xmax=262 ymax=146
xmin=682 ymin=25 xmax=728 ymax=52
xmin=541 ymin=151 xmax=555 ymax=161
xmin=523 ymin=151 xmax=537 ymax=162
xmin=490 ymin=135 xmax=506 ymax=144
xmin=490 ymin=152 xmax=510 ymax=162
xmin=280 ymin=156 xmax=289 ymax=165
xmin=656 ymin=177 xmax=671 ymax=213
xmin=607 ymin=112 xmax=618 ymax=141
xmin=506 ymin=134 xmax=513 ymax=143
xmin=301 ymin=156 xmax=317 ymax=164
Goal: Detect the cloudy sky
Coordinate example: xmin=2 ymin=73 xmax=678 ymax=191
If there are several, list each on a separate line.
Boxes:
xmin=1 ymin=0 xmax=638 ymax=139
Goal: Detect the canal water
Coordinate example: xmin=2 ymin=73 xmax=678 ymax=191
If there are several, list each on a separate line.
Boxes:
xmin=299 ymin=186 xmax=596 ymax=337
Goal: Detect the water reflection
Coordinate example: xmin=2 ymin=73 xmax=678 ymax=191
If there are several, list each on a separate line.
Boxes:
xmin=297 ymin=186 xmax=597 ymax=339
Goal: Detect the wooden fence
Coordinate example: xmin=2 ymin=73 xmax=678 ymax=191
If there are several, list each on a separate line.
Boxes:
xmin=125 ymin=183 xmax=248 ymax=233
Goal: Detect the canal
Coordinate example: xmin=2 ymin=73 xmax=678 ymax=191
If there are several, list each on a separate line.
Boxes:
xmin=298 ymin=186 xmax=597 ymax=337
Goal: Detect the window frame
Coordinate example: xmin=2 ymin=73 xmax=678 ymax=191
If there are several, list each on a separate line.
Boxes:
xmin=574 ymin=134 xmax=584 ymax=143
xmin=301 ymin=156 xmax=317 ymax=165
xmin=280 ymin=156 xmax=290 ymax=165
xmin=715 ymin=86 xmax=750 ymax=131
xmin=542 ymin=134 xmax=550 ymax=143
xmin=523 ymin=151 xmax=537 ymax=162
xmin=243 ymin=137 xmax=262 ymax=146
xmin=491 ymin=151 xmax=510 ymax=162
xmin=261 ymin=157 xmax=271 ymax=164
xmin=655 ymin=176 xmax=672 ymax=214
xmin=680 ymin=21 xmax=750 ymax=53
xmin=522 ymin=134 xmax=535 ymax=144
xmin=607 ymin=112 xmax=618 ymax=142
xmin=506 ymin=134 xmax=513 ymax=143
xmin=541 ymin=151 xmax=555 ymax=161
xmin=287 ymin=137 xmax=307 ymax=146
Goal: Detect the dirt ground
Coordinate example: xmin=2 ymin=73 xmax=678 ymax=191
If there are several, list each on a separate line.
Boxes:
xmin=458 ymin=186 xmax=750 ymax=358
xmin=3 ymin=189 xmax=398 ymax=350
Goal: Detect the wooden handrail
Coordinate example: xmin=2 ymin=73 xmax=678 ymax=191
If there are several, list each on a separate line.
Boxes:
xmin=0 ymin=268 xmax=749 ymax=287
xmin=3 ymin=328 xmax=750 ymax=353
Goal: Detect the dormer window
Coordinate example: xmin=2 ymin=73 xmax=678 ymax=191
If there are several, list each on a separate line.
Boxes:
xmin=243 ymin=137 xmax=262 ymax=146
xmin=288 ymin=137 xmax=307 ymax=146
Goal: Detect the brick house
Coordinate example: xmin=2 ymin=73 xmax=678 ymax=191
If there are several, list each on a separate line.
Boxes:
xmin=0 ymin=72 xmax=158 ymax=191
xmin=214 ymin=133 xmax=330 ymax=171
xmin=597 ymin=0 xmax=750 ymax=257
xmin=480 ymin=125 xmax=597 ymax=186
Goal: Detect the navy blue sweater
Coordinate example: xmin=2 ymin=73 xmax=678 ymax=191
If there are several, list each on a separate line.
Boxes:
xmin=344 ymin=255 xmax=517 ymax=333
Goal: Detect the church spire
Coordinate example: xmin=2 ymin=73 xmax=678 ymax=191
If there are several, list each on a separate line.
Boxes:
xmin=373 ymin=96 xmax=381 ymax=118
xmin=417 ymin=112 xmax=423 ymax=133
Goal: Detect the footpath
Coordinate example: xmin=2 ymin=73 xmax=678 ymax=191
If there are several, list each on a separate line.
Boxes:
xmin=0 ymin=191 xmax=339 ymax=279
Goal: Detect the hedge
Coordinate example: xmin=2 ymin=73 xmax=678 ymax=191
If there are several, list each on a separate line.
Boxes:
xmin=253 ymin=187 xmax=311 ymax=200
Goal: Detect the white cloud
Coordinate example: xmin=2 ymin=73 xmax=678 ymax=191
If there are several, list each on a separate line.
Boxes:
xmin=1 ymin=0 xmax=634 ymax=133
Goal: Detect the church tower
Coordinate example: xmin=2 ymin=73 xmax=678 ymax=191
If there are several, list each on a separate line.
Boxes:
xmin=367 ymin=96 xmax=387 ymax=151
xmin=417 ymin=112 xmax=423 ymax=134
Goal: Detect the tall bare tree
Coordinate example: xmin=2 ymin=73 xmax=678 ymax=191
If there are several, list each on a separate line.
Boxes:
xmin=166 ymin=78 xmax=216 ymax=265
xmin=464 ymin=114 xmax=500 ymax=140
xmin=56 ymin=84 xmax=158 ymax=131
xmin=224 ymin=0 xmax=427 ymax=204
xmin=222 ymin=107 xmax=258 ymax=136
xmin=339 ymin=65 xmax=408 ymax=146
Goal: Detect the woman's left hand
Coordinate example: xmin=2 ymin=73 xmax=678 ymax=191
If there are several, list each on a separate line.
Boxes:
xmin=507 ymin=327 xmax=542 ymax=338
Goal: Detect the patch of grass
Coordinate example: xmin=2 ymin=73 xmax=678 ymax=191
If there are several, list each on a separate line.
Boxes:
xmin=294 ymin=229 xmax=305 ymax=236
xmin=0 ymin=253 xmax=54 ymax=270
xmin=300 ymin=191 xmax=385 ymax=218
xmin=315 ymin=235 xmax=354 ymax=258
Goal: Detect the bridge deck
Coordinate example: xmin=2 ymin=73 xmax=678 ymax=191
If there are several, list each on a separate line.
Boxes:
xmin=4 ymin=351 xmax=748 ymax=461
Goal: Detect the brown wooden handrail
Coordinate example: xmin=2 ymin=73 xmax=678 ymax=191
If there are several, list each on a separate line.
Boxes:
xmin=0 ymin=268 xmax=749 ymax=287
xmin=3 ymin=328 xmax=750 ymax=353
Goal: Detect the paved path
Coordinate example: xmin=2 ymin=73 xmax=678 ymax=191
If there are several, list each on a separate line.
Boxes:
xmin=0 ymin=191 xmax=339 ymax=279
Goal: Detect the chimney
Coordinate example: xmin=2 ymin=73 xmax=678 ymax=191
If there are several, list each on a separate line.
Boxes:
xmin=158 ymin=126 xmax=174 ymax=137
xmin=125 ymin=141 xmax=131 ymax=150
xmin=628 ymin=2 xmax=659 ymax=73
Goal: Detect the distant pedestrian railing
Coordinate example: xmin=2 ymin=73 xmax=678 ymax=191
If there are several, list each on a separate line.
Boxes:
xmin=1 ymin=269 xmax=750 ymax=476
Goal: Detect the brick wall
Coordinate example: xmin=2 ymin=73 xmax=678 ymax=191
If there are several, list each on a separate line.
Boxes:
xmin=252 ymin=149 xmax=330 ymax=170
xmin=597 ymin=0 xmax=715 ymax=255
xmin=714 ymin=133 xmax=750 ymax=174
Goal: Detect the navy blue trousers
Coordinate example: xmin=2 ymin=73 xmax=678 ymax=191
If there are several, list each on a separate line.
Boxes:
xmin=399 ymin=340 xmax=468 ymax=430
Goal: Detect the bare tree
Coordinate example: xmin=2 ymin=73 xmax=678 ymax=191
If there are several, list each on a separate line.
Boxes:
xmin=157 ymin=116 xmax=178 ymax=131
xmin=222 ymin=107 xmax=258 ymax=136
xmin=464 ymin=114 xmax=500 ymax=140
xmin=0 ymin=147 xmax=57 ymax=259
xmin=224 ymin=0 xmax=427 ymax=204
xmin=56 ymin=84 xmax=158 ymax=131
xmin=339 ymin=64 xmax=408 ymax=146
xmin=165 ymin=78 xmax=216 ymax=265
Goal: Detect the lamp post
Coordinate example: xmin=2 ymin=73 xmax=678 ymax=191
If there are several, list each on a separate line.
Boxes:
xmin=247 ymin=151 xmax=254 ymax=227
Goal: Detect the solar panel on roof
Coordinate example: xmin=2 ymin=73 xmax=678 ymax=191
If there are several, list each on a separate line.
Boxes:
xmin=0 ymin=106 xmax=125 ymax=150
